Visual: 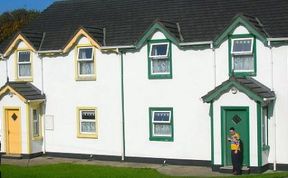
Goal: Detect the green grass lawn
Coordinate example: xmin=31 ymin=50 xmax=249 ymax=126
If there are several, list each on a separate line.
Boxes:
xmin=0 ymin=163 xmax=288 ymax=178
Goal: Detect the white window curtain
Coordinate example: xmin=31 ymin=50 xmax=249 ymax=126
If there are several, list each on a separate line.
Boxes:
xmin=233 ymin=55 xmax=254 ymax=71
xmin=80 ymin=110 xmax=96 ymax=133
xmin=152 ymin=59 xmax=170 ymax=74
xmin=18 ymin=51 xmax=31 ymax=77
xmin=78 ymin=48 xmax=94 ymax=75
xmin=19 ymin=64 xmax=32 ymax=77
xmin=79 ymin=61 xmax=94 ymax=75
xmin=154 ymin=124 xmax=171 ymax=135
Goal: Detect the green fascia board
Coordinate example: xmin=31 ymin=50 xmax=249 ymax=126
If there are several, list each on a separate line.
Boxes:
xmin=213 ymin=15 xmax=268 ymax=48
xmin=135 ymin=22 xmax=180 ymax=49
xmin=202 ymin=80 xmax=263 ymax=103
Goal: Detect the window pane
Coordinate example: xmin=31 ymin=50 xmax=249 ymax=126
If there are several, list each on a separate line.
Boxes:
xmin=19 ymin=51 xmax=30 ymax=62
xmin=152 ymin=59 xmax=170 ymax=74
xmin=33 ymin=109 xmax=39 ymax=136
xmin=78 ymin=48 xmax=93 ymax=59
xmin=153 ymin=112 xmax=170 ymax=121
xmin=154 ymin=124 xmax=171 ymax=136
xmin=81 ymin=122 xmax=96 ymax=133
xmin=81 ymin=111 xmax=95 ymax=120
xmin=151 ymin=44 xmax=168 ymax=56
xmin=79 ymin=61 xmax=94 ymax=75
xmin=234 ymin=55 xmax=254 ymax=71
xmin=233 ymin=39 xmax=252 ymax=52
xmin=19 ymin=64 xmax=31 ymax=77
xmin=33 ymin=122 xmax=39 ymax=136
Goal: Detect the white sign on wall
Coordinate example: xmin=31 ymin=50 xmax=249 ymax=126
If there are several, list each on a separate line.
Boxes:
xmin=45 ymin=115 xmax=54 ymax=130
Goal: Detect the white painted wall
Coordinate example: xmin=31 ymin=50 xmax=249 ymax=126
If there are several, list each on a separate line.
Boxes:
xmin=124 ymin=31 xmax=213 ymax=160
xmin=42 ymin=37 xmax=122 ymax=156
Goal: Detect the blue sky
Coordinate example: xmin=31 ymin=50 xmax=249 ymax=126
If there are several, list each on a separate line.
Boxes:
xmin=0 ymin=0 xmax=56 ymax=14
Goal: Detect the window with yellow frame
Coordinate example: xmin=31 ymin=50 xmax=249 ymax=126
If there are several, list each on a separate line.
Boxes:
xmin=32 ymin=107 xmax=42 ymax=140
xmin=76 ymin=46 xmax=96 ymax=80
xmin=17 ymin=50 xmax=32 ymax=80
xmin=77 ymin=107 xmax=97 ymax=138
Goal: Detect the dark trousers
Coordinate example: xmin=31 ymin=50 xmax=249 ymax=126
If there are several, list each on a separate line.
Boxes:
xmin=231 ymin=150 xmax=241 ymax=174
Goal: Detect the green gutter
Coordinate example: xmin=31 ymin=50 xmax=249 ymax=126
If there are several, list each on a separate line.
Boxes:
xmin=120 ymin=52 xmax=126 ymax=161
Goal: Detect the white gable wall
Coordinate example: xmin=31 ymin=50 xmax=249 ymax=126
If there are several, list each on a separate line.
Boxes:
xmin=42 ymin=37 xmax=122 ymax=156
xmin=124 ymin=32 xmax=213 ymax=160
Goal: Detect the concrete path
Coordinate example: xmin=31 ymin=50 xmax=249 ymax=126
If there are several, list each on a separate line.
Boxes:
xmin=1 ymin=156 xmax=229 ymax=177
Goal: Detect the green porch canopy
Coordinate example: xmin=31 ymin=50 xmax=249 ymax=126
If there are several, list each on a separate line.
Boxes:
xmin=202 ymin=77 xmax=275 ymax=104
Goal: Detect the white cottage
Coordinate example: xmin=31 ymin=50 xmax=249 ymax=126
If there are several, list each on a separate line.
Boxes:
xmin=0 ymin=0 xmax=287 ymax=173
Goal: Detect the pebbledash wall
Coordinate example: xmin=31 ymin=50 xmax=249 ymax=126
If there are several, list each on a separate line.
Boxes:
xmin=0 ymin=24 xmax=288 ymax=168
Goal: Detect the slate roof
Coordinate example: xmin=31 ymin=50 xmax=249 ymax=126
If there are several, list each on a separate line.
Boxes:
xmin=0 ymin=82 xmax=45 ymax=101
xmin=202 ymin=77 xmax=275 ymax=103
xmin=1 ymin=0 xmax=288 ymax=52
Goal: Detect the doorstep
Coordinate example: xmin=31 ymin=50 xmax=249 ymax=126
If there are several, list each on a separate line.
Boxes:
xmin=1 ymin=154 xmax=23 ymax=159
xmin=220 ymin=166 xmax=250 ymax=174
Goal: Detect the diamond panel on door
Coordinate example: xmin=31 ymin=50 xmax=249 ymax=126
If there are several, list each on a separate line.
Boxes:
xmin=232 ymin=114 xmax=241 ymax=124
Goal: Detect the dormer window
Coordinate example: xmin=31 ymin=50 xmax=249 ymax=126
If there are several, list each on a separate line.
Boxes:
xmin=76 ymin=47 xmax=96 ymax=80
xmin=229 ymin=35 xmax=256 ymax=76
xmin=17 ymin=51 xmax=32 ymax=79
xmin=148 ymin=40 xmax=172 ymax=79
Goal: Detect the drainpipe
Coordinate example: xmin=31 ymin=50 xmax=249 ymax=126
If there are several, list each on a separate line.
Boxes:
xmin=268 ymin=40 xmax=277 ymax=171
xmin=40 ymin=57 xmax=46 ymax=154
xmin=120 ymin=51 xmax=126 ymax=161
xmin=211 ymin=43 xmax=216 ymax=87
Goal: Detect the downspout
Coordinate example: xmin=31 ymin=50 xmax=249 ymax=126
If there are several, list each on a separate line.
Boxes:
xmin=211 ymin=43 xmax=216 ymax=87
xmin=38 ymin=32 xmax=46 ymax=154
xmin=268 ymin=40 xmax=276 ymax=171
xmin=40 ymin=56 xmax=47 ymax=154
xmin=120 ymin=51 xmax=126 ymax=161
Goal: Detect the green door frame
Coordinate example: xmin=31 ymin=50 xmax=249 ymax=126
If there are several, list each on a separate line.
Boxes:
xmin=221 ymin=106 xmax=250 ymax=166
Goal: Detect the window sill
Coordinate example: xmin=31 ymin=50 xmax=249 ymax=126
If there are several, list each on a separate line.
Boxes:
xmin=149 ymin=136 xmax=173 ymax=142
xmin=148 ymin=74 xmax=172 ymax=80
xmin=16 ymin=78 xmax=33 ymax=82
xmin=76 ymin=76 xmax=96 ymax=81
xmin=77 ymin=133 xmax=98 ymax=139
xmin=229 ymin=72 xmax=256 ymax=77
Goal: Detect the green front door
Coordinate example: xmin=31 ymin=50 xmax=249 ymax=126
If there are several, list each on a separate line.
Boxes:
xmin=221 ymin=107 xmax=250 ymax=166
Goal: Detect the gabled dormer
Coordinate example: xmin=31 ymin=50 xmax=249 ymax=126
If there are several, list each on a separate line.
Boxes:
xmin=62 ymin=26 xmax=105 ymax=81
xmin=2 ymin=31 xmax=44 ymax=82
xmin=135 ymin=20 xmax=183 ymax=80
xmin=214 ymin=14 xmax=269 ymax=77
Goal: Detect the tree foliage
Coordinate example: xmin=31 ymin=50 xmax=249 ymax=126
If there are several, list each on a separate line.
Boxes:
xmin=0 ymin=9 xmax=40 ymax=43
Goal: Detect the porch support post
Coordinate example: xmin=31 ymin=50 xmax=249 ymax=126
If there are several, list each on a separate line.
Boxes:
xmin=257 ymin=102 xmax=262 ymax=167
xmin=209 ymin=102 xmax=214 ymax=165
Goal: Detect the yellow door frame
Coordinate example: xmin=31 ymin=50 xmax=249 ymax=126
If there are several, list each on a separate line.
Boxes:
xmin=3 ymin=106 xmax=22 ymax=154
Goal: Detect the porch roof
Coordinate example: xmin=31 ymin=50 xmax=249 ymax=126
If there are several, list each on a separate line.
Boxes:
xmin=0 ymin=81 xmax=45 ymax=101
xmin=202 ymin=77 xmax=275 ymax=103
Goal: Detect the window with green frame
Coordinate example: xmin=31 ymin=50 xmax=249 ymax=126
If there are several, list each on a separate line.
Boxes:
xmin=148 ymin=39 xmax=172 ymax=79
xmin=149 ymin=107 xmax=173 ymax=142
xmin=262 ymin=107 xmax=269 ymax=150
xmin=229 ymin=34 xmax=256 ymax=76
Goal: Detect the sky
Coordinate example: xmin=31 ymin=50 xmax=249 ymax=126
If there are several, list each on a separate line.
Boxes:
xmin=0 ymin=0 xmax=56 ymax=14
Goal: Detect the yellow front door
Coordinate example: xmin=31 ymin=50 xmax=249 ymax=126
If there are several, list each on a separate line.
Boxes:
xmin=6 ymin=109 xmax=21 ymax=154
